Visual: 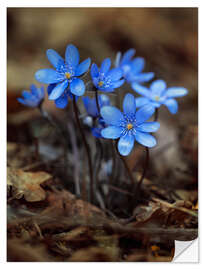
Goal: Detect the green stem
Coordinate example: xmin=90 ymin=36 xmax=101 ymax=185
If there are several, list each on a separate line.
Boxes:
xmin=72 ymin=96 xmax=94 ymax=203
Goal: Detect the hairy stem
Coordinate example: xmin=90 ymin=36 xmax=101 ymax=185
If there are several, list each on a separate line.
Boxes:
xmin=72 ymin=96 xmax=94 ymax=203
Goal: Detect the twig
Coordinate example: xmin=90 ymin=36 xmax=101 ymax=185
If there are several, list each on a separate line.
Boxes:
xmin=152 ymin=197 xmax=198 ymax=218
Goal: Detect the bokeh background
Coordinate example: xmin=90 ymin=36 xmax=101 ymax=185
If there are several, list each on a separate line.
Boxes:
xmin=7 ymin=8 xmax=198 ymax=262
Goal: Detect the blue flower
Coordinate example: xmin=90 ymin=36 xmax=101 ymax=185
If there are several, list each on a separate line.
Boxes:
xmin=91 ymin=58 xmax=124 ymax=92
xmin=35 ymin=44 xmax=91 ymax=100
xmin=17 ymin=84 xmax=44 ymax=107
xmin=115 ymin=49 xmax=154 ymax=84
xmin=83 ymin=94 xmax=111 ymax=118
xmin=47 ymin=83 xmax=78 ymax=109
xmin=101 ymin=93 xmax=160 ymax=156
xmin=132 ymin=79 xmax=188 ymax=114
xmin=83 ymin=94 xmax=111 ymax=138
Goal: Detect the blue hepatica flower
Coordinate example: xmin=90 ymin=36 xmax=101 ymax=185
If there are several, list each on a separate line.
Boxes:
xmin=17 ymin=84 xmax=44 ymax=107
xmin=115 ymin=49 xmax=154 ymax=84
xmin=101 ymin=93 xmax=160 ymax=156
xmin=83 ymin=94 xmax=111 ymax=138
xmin=132 ymin=79 xmax=188 ymax=114
xmin=91 ymin=58 xmax=125 ymax=92
xmin=35 ymin=44 xmax=91 ymax=100
xmin=47 ymin=83 xmax=78 ymax=109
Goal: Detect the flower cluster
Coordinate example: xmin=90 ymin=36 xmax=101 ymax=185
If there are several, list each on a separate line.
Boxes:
xmin=18 ymin=44 xmax=188 ymax=156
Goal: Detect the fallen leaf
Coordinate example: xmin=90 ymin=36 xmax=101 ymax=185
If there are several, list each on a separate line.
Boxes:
xmin=7 ymin=167 xmax=51 ymax=202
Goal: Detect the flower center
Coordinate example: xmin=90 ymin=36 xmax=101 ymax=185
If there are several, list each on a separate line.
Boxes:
xmin=154 ymin=95 xmax=160 ymax=101
xmin=65 ymin=72 xmax=71 ymax=79
xmin=127 ymin=123 xmax=133 ymax=130
xmin=98 ymin=81 xmax=104 ymax=87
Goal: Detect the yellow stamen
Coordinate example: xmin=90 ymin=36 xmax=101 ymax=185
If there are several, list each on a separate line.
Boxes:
xmin=127 ymin=123 xmax=133 ymax=130
xmin=154 ymin=96 xmax=160 ymax=101
xmin=98 ymin=81 xmax=104 ymax=87
xmin=65 ymin=72 xmax=71 ymax=79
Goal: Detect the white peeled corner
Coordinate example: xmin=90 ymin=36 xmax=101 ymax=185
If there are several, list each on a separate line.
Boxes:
xmin=173 ymin=238 xmax=198 ymax=262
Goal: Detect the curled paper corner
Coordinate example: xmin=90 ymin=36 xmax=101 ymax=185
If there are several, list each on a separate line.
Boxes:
xmin=173 ymin=238 xmax=198 ymax=262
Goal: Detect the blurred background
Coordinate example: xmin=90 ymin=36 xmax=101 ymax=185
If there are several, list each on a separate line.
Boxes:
xmin=7 ymin=8 xmax=198 ymax=262
xmin=7 ymin=8 xmax=197 ymax=93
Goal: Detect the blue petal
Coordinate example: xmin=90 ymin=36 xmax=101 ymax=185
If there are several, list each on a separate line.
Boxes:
xmin=99 ymin=94 xmax=110 ymax=107
xmin=65 ymin=44 xmax=79 ymax=68
xmin=101 ymin=106 xmax=124 ymax=126
xmin=131 ymin=72 xmax=154 ymax=83
xmin=91 ymin=63 xmax=99 ymax=78
xmin=22 ymin=91 xmax=33 ymax=100
xmin=131 ymin=57 xmax=145 ymax=74
xmin=46 ymin=49 xmax=64 ymax=69
xmin=135 ymin=97 xmax=149 ymax=107
xmin=100 ymin=58 xmax=111 ymax=74
xmin=135 ymin=131 xmax=156 ymax=147
xmin=70 ymin=78 xmax=85 ymax=96
xmin=107 ymin=68 xmax=123 ymax=81
xmin=131 ymin=82 xmax=150 ymax=97
xmin=110 ymin=79 xmax=125 ymax=89
xmin=30 ymin=84 xmax=38 ymax=96
xmin=150 ymin=80 xmax=167 ymax=96
xmin=118 ymin=133 xmax=135 ymax=156
xmin=101 ymin=126 xmax=123 ymax=139
xmin=137 ymin=122 xmax=160 ymax=132
xmin=35 ymin=69 xmax=62 ymax=84
xmin=123 ymin=93 xmax=136 ymax=115
xmin=136 ymin=104 xmax=155 ymax=124
xmin=166 ymin=87 xmax=188 ymax=98
xmin=83 ymin=97 xmax=98 ymax=117
xmin=55 ymin=94 xmax=68 ymax=109
xmin=92 ymin=127 xmax=102 ymax=138
xmin=75 ymin=58 xmax=91 ymax=76
xmin=120 ymin=49 xmax=136 ymax=65
xmin=17 ymin=97 xmax=37 ymax=107
xmin=47 ymin=84 xmax=57 ymax=95
xmin=164 ymin=98 xmax=178 ymax=114
xmin=49 ymin=80 xmax=68 ymax=100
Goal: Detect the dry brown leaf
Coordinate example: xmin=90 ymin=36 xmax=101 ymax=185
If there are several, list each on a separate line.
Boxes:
xmin=7 ymin=167 xmax=51 ymax=202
